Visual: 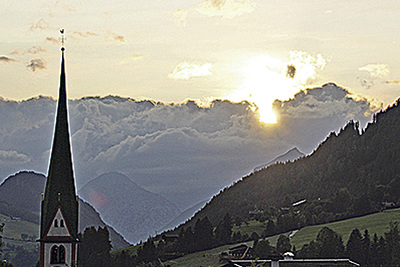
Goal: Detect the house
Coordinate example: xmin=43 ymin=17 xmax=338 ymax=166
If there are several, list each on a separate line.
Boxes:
xmin=229 ymin=244 xmax=253 ymax=259
xmin=227 ymin=258 xmax=360 ymax=267
xmin=381 ymin=201 xmax=396 ymax=209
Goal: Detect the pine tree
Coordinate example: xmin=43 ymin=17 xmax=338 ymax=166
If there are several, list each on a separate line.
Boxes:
xmin=384 ymin=221 xmax=400 ymax=265
xmin=78 ymin=226 xmax=112 ymax=267
xmin=361 ymin=229 xmax=370 ymax=265
xmin=193 ymin=217 xmax=214 ymax=251
xmin=276 ymin=234 xmax=291 ymax=254
xmin=137 ymin=237 xmax=157 ymax=264
xmin=253 ymin=239 xmax=273 ymax=258
xmin=315 ymin=227 xmax=344 ymax=258
xmin=346 ymin=228 xmax=363 ymax=264
xmin=215 ymin=213 xmax=232 ymax=245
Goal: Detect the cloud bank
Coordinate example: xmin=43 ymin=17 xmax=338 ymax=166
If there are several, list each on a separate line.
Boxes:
xmin=0 ymin=84 xmax=377 ymax=210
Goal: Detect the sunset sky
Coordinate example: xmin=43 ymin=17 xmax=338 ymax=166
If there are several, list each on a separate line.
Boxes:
xmin=1 ymin=0 xmax=399 ymax=123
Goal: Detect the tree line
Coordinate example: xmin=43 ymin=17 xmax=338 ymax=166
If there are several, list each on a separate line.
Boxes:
xmin=77 ymin=219 xmax=400 ymax=266
xmin=296 ymin=222 xmax=400 ymax=266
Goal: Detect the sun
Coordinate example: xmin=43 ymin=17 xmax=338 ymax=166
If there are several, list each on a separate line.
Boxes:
xmin=228 ymin=52 xmax=326 ymax=124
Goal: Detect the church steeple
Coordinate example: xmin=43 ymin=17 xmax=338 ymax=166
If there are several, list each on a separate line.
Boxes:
xmin=39 ymin=30 xmax=79 ymax=267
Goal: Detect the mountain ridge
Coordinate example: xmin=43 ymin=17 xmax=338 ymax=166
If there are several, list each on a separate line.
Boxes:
xmin=253 ymin=147 xmax=305 ymax=172
xmin=78 ymin=172 xmax=180 ymax=244
xmin=0 ymin=171 xmax=130 ymax=249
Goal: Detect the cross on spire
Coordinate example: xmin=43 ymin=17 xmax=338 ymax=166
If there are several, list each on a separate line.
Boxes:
xmin=60 ymin=29 xmax=65 ymax=51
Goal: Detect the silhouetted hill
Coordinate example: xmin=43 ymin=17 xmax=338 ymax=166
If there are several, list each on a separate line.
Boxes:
xmin=78 ymin=172 xmax=180 ymax=244
xmin=180 ymin=99 xmax=400 ymax=229
xmin=0 ymin=171 xmax=129 ymax=249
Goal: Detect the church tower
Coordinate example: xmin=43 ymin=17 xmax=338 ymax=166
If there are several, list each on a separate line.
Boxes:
xmin=39 ymin=30 xmax=79 ymax=267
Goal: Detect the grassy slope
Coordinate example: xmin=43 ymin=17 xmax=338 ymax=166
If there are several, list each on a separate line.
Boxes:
xmin=1 ymin=214 xmax=39 ymax=240
xmin=291 ymin=208 xmax=400 ymax=249
xmin=164 ymin=208 xmax=400 ymax=267
xmin=0 ymin=214 xmax=39 ymax=260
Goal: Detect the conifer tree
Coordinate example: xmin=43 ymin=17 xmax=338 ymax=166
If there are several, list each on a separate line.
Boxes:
xmin=253 ymin=239 xmax=273 ymax=258
xmin=384 ymin=221 xmax=400 ymax=265
xmin=78 ymin=226 xmax=112 ymax=267
xmin=276 ymin=234 xmax=291 ymax=254
xmin=215 ymin=213 xmax=232 ymax=245
xmin=346 ymin=228 xmax=363 ymax=264
xmin=361 ymin=229 xmax=370 ymax=265
xmin=315 ymin=227 xmax=344 ymax=258
xmin=137 ymin=237 xmax=157 ymax=263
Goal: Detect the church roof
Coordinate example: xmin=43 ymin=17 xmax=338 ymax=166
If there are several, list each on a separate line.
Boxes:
xmin=40 ymin=48 xmax=79 ymax=240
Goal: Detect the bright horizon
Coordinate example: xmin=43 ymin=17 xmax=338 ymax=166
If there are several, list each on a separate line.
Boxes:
xmin=1 ymin=0 xmax=400 ymax=123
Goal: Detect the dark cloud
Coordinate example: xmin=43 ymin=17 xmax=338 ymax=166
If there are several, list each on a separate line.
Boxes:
xmin=26 ymin=58 xmax=47 ymax=72
xmin=45 ymin=37 xmax=59 ymax=44
xmin=111 ymin=33 xmax=127 ymax=43
xmin=23 ymin=46 xmax=46 ymax=55
xmin=72 ymin=31 xmax=100 ymax=38
xmin=358 ymin=77 xmax=374 ymax=89
xmin=286 ymin=64 xmax=296 ymax=79
xmin=0 ymin=56 xmax=18 ymax=63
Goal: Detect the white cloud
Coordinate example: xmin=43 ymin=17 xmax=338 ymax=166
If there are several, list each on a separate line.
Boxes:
xmin=359 ymin=64 xmax=390 ymax=79
xmin=0 ymin=150 xmax=30 ymax=164
xmin=174 ymin=0 xmax=255 ymax=27
xmin=196 ymin=0 xmax=255 ymax=19
xmin=120 ymin=54 xmax=145 ymax=64
xmin=173 ymin=9 xmax=189 ymax=27
xmin=168 ymin=62 xmax=213 ymax=80
xmin=288 ymin=50 xmax=327 ymax=85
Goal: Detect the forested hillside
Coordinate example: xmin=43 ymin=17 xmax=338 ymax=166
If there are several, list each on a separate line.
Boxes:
xmin=96 ymin=100 xmax=400 ymax=266
xmin=182 ymin=99 xmax=400 ymax=230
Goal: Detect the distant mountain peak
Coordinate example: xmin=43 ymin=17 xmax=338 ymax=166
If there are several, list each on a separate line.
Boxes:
xmin=254 ymin=147 xmax=305 ymax=172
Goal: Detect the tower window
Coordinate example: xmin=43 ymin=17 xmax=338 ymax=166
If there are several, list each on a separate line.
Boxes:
xmin=54 ymin=219 xmax=58 ymax=228
xmin=50 ymin=245 xmax=66 ymax=264
xmin=51 ymin=246 xmax=58 ymax=263
xmin=60 ymin=219 xmax=64 ymax=227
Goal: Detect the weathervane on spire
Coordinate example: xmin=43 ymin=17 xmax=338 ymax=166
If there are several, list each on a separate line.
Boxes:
xmin=60 ymin=29 xmax=65 ymax=51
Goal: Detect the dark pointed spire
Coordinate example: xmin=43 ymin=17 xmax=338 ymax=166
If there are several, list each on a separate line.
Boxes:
xmin=40 ymin=39 xmax=78 ymax=241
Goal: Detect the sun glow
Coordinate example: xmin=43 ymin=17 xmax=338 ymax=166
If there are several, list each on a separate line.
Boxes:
xmin=229 ymin=51 xmax=326 ymax=124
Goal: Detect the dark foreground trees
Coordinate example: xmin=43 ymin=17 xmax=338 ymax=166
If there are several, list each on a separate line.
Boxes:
xmin=0 ymin=224 xmax=14 ymax=267
xmin=78 ymin=226 xmax=112 ymax=267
